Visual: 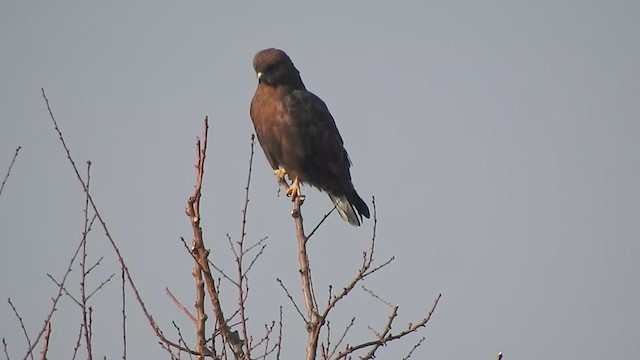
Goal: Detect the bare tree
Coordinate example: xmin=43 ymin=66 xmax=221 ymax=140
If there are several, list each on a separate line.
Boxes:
xmin=2 ymin=90 xmax=442 ymax=360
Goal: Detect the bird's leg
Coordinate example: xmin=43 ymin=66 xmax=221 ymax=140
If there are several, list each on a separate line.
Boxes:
xmin=286 ymin=176 xmax=305 ymax=202
xmin=274 ymin=168 xmax=287 ymax=184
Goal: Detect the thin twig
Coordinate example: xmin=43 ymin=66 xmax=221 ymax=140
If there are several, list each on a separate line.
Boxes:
xmin=237 ymin=135 xmax=256 ymax=357
xmin=402 ymin=337 xmax=426 ymax=360
xmin=0 ymin=146 xmax=21 ymax=198
xmin=361 ymin=305 xmax=398 ymax=359
xmin=80 ymin=161 xmax=93 ymax=360
xmin=41 ymin=88 xmax=203 ymax=357
xmin=46 ymin=274 xmax=81 ymax=306
xmin=166 ymin=287 xmax=197 ymax=324
xmin=275 ymin=306 xmax=283 ymax=360
xmin=71 ymin=325 xmax=83 ymax=360
xmin=251 ymin=321 xmax=276 ymax=352
xmin=7 ymin=298 xmax=33 ymax=360
xmin=2 ymin=338 xmax=9 ymax=360
xmin=121 ymin=264 xmax=127 ymax=360
xmin=276 ymin=278 xmax=306 ymax=321
xmin=334 ymin=293 xmax=442 ymax=359
xmin=328 ymin=317 xmax=355 ymax=359
xmin=181 ymin=236 xmax=239 ymax=287
xmin=307 ymin=207 xmax=335 ymax=240
xmin=186 ymin=118 xmax=244 ymax=359
xmin=172 ymin=321 xmax=194 ymax=360
xmin=361 ymin=286 xmax=393 ymax=308
xmin=321 ymin=199 xmax=391 ymax=323
xmin=244 ymin=242 xmax=267 ymax=276
xmin=86 ymin=273 xmax=115 ymax=300
xmin=84 ymin=256 xmax=103 ymax=277
xmin=323 ymin=320 xmax=331 ymax=360
xmin=24 ymin=224 xmax=90 ymax=359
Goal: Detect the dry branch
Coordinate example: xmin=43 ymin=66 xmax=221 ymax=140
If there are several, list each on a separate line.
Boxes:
xmin=185 ymin=117 xmax=245 ymax=359
xmin=42 ymin=88 xmax=204 ymax=357
xmin=0 ymin=146 xmax=21 ymax=198
xmin=7 ymin=299 xmax=32 ymax=359
xmin=39 ymin=323 xmax=51 ymax=360
xmin=334 ymin=293 xmax=441 ymax=359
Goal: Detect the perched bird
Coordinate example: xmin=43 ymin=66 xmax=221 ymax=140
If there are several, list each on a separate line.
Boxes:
xmin=249 ymin=48 xmax=370 ymax=226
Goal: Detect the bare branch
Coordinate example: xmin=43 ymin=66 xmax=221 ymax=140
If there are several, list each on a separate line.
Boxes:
xmin=244 ymin=242 xmax=267 ymax=276
xmin=236 ymin=134 xmax=257 ymax=357
xmin=39 ymin=323 xmax=51 ymax=360
xmin=333 ymin=293 xmax=442 ymax=359
xmin=289 ymin=194 xmax=324 ymax=360
xmin=321 ymin=200 xmax=383 ymax=321
xmin=41 ymin=88 xmax=204 ymax=357
xmin=171 ymin=321 xmax=193 ymax=359
xmin=46 ymin=274 xmax=81 ymax=306
xmin=276 ymin=278 xmax=306 ymax=322
xmin=328 ymin=317 xmax=355 ymax=359
xmin=84 ymin=256 xmax=104 ymax=277
xmin=121 ymin=265 xmax=127 ymax=360
xmin=7 ymin=298 xmax=33 ymax=360
xmin=251 ymin=320 xmax=276 ymax=352
xmin=86 ymin=273 xmax=115 ymax=300
xmin=361 ymin=286 xmax=393 ymax=308
xmin=271 ymin=306 xmax=282 ymax=360
xmin=361 ymin=303 xmax=397 ymax=359
xmin=401 ymin=336 xmax=425 ymax=360
xmin=166 ymin=287 xmax=197 ymax=324
xmin=0 ymin=146 xmax=21 ymax=198
xmin=2 ymin=338 xmax=9 ymax=360
xmin=186 ymin=117 xmax=245 ymax=359
xmin=80 ymin=160 xmax=93 ymax=360
xmin=181 ymin=236 xmax=238 ymax=287
xmin=71 ymin=325 xmax=83 ymax=360
xmin=307 ymin=207 xmax=335 ymax=240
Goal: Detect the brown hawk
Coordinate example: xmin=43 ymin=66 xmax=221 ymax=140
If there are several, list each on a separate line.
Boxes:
xmin=250 ymin=48 xmax=370 ymax=226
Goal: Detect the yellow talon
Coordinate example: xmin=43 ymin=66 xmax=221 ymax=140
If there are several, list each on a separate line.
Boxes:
xmin=286 ymin=177 xmax=304 ymax=202
xmin=274 ymin=168 xmax=287 ymax=183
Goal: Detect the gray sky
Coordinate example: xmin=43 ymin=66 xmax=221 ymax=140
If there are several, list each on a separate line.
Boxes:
xmin=1 ymin=1 xmax=639 ymax=359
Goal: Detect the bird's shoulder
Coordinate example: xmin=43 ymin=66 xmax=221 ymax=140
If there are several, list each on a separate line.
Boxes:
xmin=284 ymin=90 xmax=334 ymax=123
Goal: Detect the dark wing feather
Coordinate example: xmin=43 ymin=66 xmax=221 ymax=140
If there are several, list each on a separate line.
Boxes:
xmin=284 ymin=90 xmax=370 ymax=224
xmin=284 ymin=90 xmax=353 ymax=191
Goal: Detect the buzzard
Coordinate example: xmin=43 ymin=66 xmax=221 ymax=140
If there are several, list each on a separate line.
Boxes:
xmin=249 ymin=48 xmax=370 ymax=226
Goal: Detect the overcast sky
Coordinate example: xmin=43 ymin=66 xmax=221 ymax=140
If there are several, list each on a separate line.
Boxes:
xmin=1 ymin=1 xmax=639 ymax=359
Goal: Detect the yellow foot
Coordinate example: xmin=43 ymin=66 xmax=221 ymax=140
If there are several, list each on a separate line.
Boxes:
xmin=286 ymin=177 xmax=304 ymax=202
xmin=274 ymin=168 xmax=287 ymax=184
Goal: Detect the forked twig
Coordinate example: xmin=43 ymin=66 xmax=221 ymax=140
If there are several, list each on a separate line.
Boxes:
xmin=3 ymin=338 xmax=10 ymax=360
xmin=7 ymin=299 xmax=32 ymax=360
xmin=186 ymin=117 xmax=245 ymax=359
xmin=42 ymin=88 xmax=202 ymax=357
xmin=334 ymin=293 xmax=441 ymax=359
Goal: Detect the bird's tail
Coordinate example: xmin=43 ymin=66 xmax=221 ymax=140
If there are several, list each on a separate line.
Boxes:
xmin=328 ymin=192 xmax=370 ymax=227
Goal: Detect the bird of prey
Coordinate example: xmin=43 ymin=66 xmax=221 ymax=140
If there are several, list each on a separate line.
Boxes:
xmin=249 ymin=48 xmax=370 ymax=226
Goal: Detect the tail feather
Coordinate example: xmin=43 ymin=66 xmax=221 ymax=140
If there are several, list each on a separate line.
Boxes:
xmin=328 ymin=192 xmax=370 ymax=227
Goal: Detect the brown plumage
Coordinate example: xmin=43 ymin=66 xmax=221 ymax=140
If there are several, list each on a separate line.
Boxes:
xmin=249 ymin=48 xmax=370 ymax=226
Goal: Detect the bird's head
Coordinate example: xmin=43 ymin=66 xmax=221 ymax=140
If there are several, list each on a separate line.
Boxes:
xmin=253 ymin=48 xmax=305 ymax=89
